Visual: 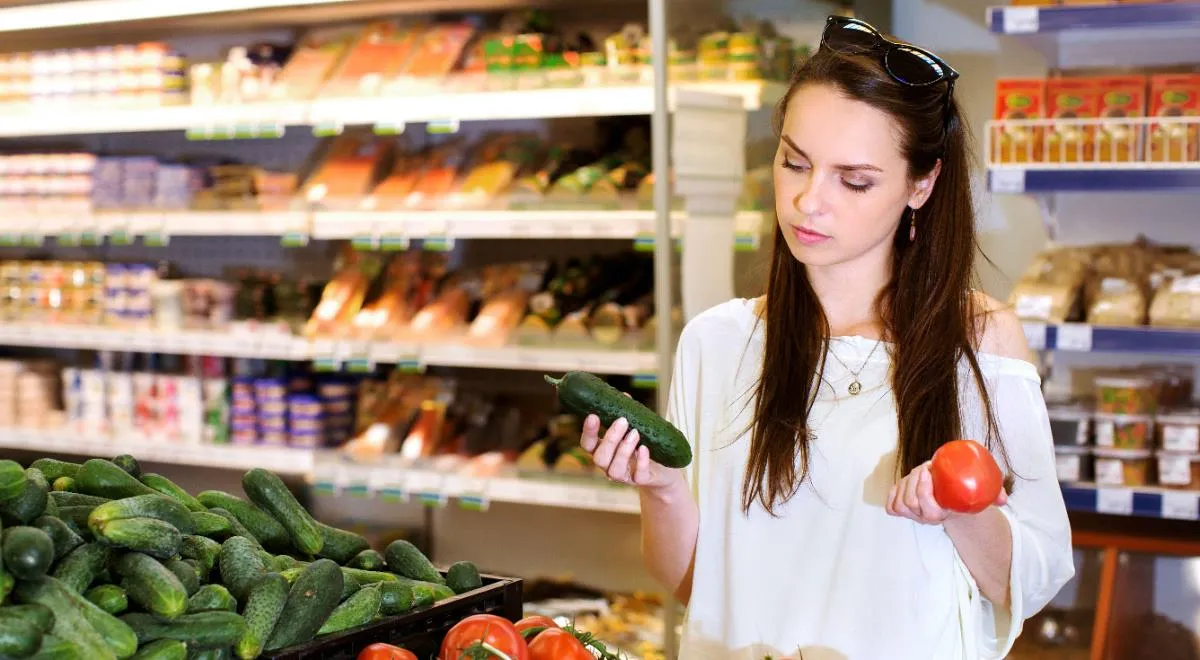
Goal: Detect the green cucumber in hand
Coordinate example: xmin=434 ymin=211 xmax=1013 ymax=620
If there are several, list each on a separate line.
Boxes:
xmin=544 ymin=371 xmax=692 ymax=468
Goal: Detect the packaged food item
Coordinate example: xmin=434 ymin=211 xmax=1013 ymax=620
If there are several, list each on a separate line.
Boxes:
xmin=1054 ymin=446 xmax=1091 ymax=483
xmin=1095 ymin=375 xmax=1158 ymax=414
xmin=992 ymin=79 xmax=1046 ymax=163
xmin=1093 ymin=447 xmax=1153 ymax=487
xmin=1148 ymin=73 xmax=1200 ymax=163
xmin=302 ymin=135 xmax=394 ymax=206
xmin=1094 ymin=75 xmax=1147 ymax=162
xmin=393 ymin=23 xmax=475 ymax=91
xmin=270 ymin=29 xmax=357 ymax=100
xmin=1157 ymin=452 xmax=1200 ymax=490
xmin=1149 ymin=273 xmax=1200 ymax=329
xmin=1045 ymin=77 xmax=1100 ymax=163
xmin=321 ymin=22 xmax=421 ymax=97
xmin=1086 ymin=276 xmax=1147 ymax=326
xmin=1048 ymin=405 xmax=1091 ymax=446
xmin=1158 ymin=408 xmax=1200 ymax=453
xmin=1094 ymin=413 xmax=1154 ymax=450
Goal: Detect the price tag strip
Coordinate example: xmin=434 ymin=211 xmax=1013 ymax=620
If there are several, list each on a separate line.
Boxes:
xmin=406 ymin=470 xmax=447 ymax=507
xmin=1096 ymin=487 xmax=1134 ymax=516
xmin=1055 ymin=324 xmax=1093 ymax=352
xmin=1022 ymin=323 xmax=1047 ymax=351
xmin=367 ymin=468 xmax=408 ymax=503
xmin=1162 ymin=491 xmax=1199 ymax=521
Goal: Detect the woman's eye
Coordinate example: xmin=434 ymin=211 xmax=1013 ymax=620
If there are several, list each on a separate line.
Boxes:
xmin=782 ymin=158 xmax=808 ymax=172
xmin=842 ymin=179 xmax=872 ymax=193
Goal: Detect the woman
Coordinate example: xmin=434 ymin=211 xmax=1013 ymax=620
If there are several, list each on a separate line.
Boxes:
xmin=580 ymin=16 xmax=1075 ymax=660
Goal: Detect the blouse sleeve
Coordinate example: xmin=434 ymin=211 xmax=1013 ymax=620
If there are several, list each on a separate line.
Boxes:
xmin=969 ymin=362 xmax=1076 ymax=658
xmin=665 ymin=324 xmax=703 ymax=495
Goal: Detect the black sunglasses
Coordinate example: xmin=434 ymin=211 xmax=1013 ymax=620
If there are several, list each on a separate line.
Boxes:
xmin=820 ymin=16 xmax=959 ymax=97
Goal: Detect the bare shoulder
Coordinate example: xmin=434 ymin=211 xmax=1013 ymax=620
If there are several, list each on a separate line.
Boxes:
xmin=971 ymin=291 xmax=1035 ymax=364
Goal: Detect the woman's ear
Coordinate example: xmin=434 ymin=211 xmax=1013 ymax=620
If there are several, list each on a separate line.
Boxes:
xmin=908 ymin=159 xmax=942 ymax=210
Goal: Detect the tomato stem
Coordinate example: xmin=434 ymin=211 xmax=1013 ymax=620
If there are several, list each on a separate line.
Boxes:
xmin=479 ymin=642 xmax=511 ymax=660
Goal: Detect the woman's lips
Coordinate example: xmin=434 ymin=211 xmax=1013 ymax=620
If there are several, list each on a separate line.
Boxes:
xmin=792 ymin=226 xmax=831 ymax=246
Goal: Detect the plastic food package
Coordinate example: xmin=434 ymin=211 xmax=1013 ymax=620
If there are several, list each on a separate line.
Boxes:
xmin=1045 ymin=77 xmax=1100 ymax=163
xmin=1093 ymin=447 xmax=1153 ymax=487
xmin=1095 ymin=375 xmax=1159 ymax=414
xmin=320 ymin=22 xmax=422 ymax=97
xmin=1048 ymin=405 xmax=1091 ymax=446
xmin=1094 ymin=75 xmax=1147 ymax=162
xmin=269 ymin=29 xmax=357 ymax=100
xmin=1149 ymin=273 xmax=1200 ymax=328
xmin=1157 ymin=452 xmax=1200 ymax=490
xmin=1054 ymin=446 xmax=1091 ymax=484
xmin=992 ymin=79 xmax=1046 ymax=163
xmin=1159 ymin=409 xmax=1200 ymax=453
xmin=1148 ymin=73 xmax=1200 ymax=163
xmin=1086 ymin=276 xmax=1147 ymax=326
xmin=1094 ymin=413 xmax=1154 ymax=450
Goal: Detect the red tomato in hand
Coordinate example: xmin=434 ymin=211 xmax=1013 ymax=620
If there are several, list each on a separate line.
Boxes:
xmin=513 ymin=616 xmax=558 ymax=642
xmin=359 ymin=644 xmax=418 ymax=660
xmin=440 ymin=614 xmax=530 ymax=660
xmin=930 ymin=439 xmax=1004 ymax=514
xmin=527 ymin=628 xmax=593 ymax=660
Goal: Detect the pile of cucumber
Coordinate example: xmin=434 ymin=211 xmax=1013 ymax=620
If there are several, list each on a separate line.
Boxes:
xmin=0 ymin=454 xmax=483 ymax=660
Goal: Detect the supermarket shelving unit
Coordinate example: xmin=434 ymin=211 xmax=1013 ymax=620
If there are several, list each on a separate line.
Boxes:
xmin=988 ymin=4 xmax=1200 ymax=658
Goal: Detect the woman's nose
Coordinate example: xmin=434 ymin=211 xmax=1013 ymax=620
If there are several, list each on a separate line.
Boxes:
xmin=793 ymin=173 xmax=824 ymax=216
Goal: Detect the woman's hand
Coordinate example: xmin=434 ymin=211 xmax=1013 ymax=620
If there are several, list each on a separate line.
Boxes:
xmin=885 ymin=461 xmax=1008 ymax=525
xmin=581 ymin=414 xmax=681 ymax=491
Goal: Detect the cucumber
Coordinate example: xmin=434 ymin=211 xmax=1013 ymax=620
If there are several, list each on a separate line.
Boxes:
xmin=188 ymin=648 xmax=231 ymax=660
xmin=187 ymin=585 xmax=237 ymax=613
xmin=376 ymin=581 xmax=416 ymax=615
xmin=121 ymin=611 xmax=246 ymax=650
xmin=396 ymin=576 xmax=453 ymax=603
xmin=313 ymin=523 xmax=368 ymax=565
xmin=84 ymin=585 xmax=128 ymax=615
xmin=90 ymin=495 xmax=195 ymax=535
xmin=48 ymin=492 xmax=108 ymax=508
xmin=218 ymin=537 xmax=267 ymax=602
xmin=545 ymin=371 xmax=693 ymax=468
xmin=13 ymin=578 xmax=115 ymax=659
xmin=1 ymin=469 xmax=49 ymax=525
xmin=0 ymin=461 xmax=27 ymax=502
xmin=0 ymin=569 xmax=12 ymax=606
xmin=339 ymin=567 xmax=398 ymax=586
xmin=347 ymin=549 xmax=386 ymax=571
xmin=317 ymin=584 xmax=380 ymax=637
xmin=51 ymin=543 xmax=111 ymax=593
xmin=340 ymin=572 xmax=361 ymax=602
xmin=164 ymin=559 xmax=201 ymax=596
xmin=131 ymin=640 xmax=188 ymax=660
xmin=2 ymin=527 xmax=55 ymax=580
xmin=253 ymin=550 xmax=276 ymax=571
xmin=234 ymin=573 xmax=287 ymax=660
xmin=140 ymin=475 xmax=205 ymax=514
xmin=263 ymin=559 xmax=342 ymax=651
xmin=180 ymin=536 xmax=222 ymax=578
xmin=28 ymin=460 xmax=78 ymax=485
xmin=51 ymin=478 xmax=74 ymax=493
xmin=270 ymin=555 xmax=300 ymax=573
xmin=42 ymin=495 xmax=57 ymax=519
xmin=190 ymin=512 xmax=232 ymax=539
xmin=181 ymin=559 xmax=206 ymax=582
xmin=203 ymin=510 xmax=262 ymax=552
xmin=69 ymin=584 xmax=139 ymax=659
xmin=53 ymin=507 xmax=93 ymax=538
xmin=114 ymin=553 xmax=188 ymax=620
xmin=32 ymin=517 xmax=83 ymax=562
xmin=111 ymin=456 xmax=141 ymax=479
xmin=195 ymin=493 xmax=287 ymax=552
xmin=74 ymin=460 xmax=158 ymax=500
xmin=240 ymin=471 xmax=322 ymax=556
xmin=0 ymin=604 xmax=55 ymax=634
xmin=95 ymin=517 xmax=182 ymax=560
xmin=278 ymin=568 xmax=301 ymax=585
xmin=383 ymin=540 xmax=444 ymax=585
xmin=28 ymin=634 xmax=85 ymax=660
xmin=446 ymin=561 xmax=482 ymax=595
xmin=0 ymin=614 xmax=43 ymax=659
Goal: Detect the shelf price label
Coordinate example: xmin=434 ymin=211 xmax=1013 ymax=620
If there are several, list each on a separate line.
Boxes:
xmin=445 ymin=476 xmax=490 ymax=512
xmin=367 ymin=469 xmax=407 ymax=503
xmin=1162 ymin=491 xmax=1199 ymax=520
xmin=990 ymin=168 xmax=1026 ymax=194
xmin=405 ymin=470 xmax=447 ymax=508
xmin=1002 ymin=7 xmax=1039 ymax=34
xmin=1022 ymin=323 xmax=1047 ymax=351
xmin=342 ymin=342 xmax=375 ymax=373
xmin=1056 ymin=323 xmax=1093 ymax=352
xmin=1096 ymin=488 xmax=1134 ymax=516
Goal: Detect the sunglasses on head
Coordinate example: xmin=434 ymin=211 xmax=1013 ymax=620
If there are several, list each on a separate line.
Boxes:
xmin=820 ymin=16 xmax=959 ymax=97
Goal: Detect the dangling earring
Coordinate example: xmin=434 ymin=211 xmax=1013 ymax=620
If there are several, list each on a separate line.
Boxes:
xmin=908 ymin=207 xmax=917 ymax=242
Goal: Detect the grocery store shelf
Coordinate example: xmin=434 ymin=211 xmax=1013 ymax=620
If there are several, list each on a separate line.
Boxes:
xmin=1062 ymin=483 xmax=1200 ymax=521
xmin=989 ymin=165 xmax=1200 ymax=194
xmin=312 ymin=457 xmax=640 ymax=514
xmin=0 ymin=427 xmax=314 ymax=476
xmin=1023 ymin=323 xmax=1200 ymax=354
xmin=987 ymin=3 xmax=1200 ymax=35
xmin=0 ymin=324 xmax=658 ymax=375
xmin=309 ymin=209 xmax=768 ymax=241
xmin=0 ymin=0 xmax=362 ymax=33
xmin=0 ymin=81 xmax=784 ymax=139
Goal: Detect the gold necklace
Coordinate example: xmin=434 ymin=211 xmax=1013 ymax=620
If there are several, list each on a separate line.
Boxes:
xmin=826 ymin=338 xmax=882 ymax=396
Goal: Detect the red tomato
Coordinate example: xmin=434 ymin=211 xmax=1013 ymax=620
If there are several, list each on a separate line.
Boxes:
xmin=440 ymin=614 xmax=530 ymax=660
xmin=930 ymin=439 xmax=1003 ymax=514
xmin=527 ymin=628 xmax=593 ymax=660
xmin=513 ymin=616 xmax=558 ymax=642
xmin=359 ymin=644 xmax=418 ymax=660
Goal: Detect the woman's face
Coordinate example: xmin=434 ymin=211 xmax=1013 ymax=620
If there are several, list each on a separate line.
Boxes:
xmin=773 ymin=83 xmax=937 ymax=271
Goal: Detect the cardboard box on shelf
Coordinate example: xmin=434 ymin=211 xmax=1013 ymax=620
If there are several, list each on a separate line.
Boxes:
xmin=1149 ymin=73 xmax=1200 ymax=163
xmin=993 ymin=78 xmax=1047 ymax=163
xmin=1046 ymin=77 xmax=1101 ymax=163
xmin=1095 ymin=75 xmax=1148 ymax=162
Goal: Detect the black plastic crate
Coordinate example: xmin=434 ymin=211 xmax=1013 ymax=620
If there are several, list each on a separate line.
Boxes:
xmin=264 ymin=574 xmax=523 ymax=660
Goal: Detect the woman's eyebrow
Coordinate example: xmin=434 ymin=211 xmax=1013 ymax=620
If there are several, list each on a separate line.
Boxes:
xmin=781 ymin=135 xmax=884 ymax=173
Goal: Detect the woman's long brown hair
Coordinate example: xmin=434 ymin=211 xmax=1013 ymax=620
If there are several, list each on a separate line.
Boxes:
xmin=742 ymin=47 xmax=1008 ymax=514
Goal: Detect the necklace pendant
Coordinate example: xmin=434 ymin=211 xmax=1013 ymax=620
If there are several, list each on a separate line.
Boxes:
xmin=848 ymin=380 xmax=862 ymax=396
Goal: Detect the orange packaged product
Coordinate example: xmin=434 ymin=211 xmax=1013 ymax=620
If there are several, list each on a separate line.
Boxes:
xmin=270 ymin=29 xmax=357 ymax=100
xmin=1094 ymin=75 xmax=1147 ymax=162
xmin=394 ymin=23 xmax=476 ymax=88
xmin=1045 ymin=77 xmax=1101 ymax=163
xmin=302 ymin=136 xmax=393 ymax=205
xmin=465 ymin=288 xmax=530 ymax=346
xmin=993 ymin=79 xmax=1047 ymax=164
xmin=403 ymin=143 xmax=467 ymax=210
xmin=372 ymin=151 xmax=425 ymax=205
xmin=321 ymin=22 xmax=424 ymax=97
xmin=408 ymin=284 xmax=471 ymax=339
xmin=1148 ymin=73 xmax=1200 ymax=163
